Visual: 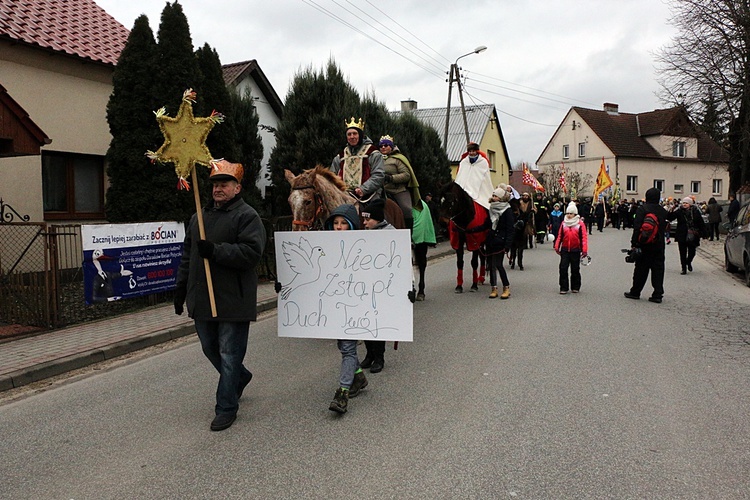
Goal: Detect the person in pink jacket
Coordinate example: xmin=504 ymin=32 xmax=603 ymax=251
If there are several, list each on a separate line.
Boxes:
xmin=554 ymin=202 xmax=589 ymax=294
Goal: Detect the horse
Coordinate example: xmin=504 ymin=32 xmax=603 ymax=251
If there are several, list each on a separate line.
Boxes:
xmin=441 ymin=182 xmax=489 ymax=293
xmin=284 ymin=165 xmax=405 ymax=231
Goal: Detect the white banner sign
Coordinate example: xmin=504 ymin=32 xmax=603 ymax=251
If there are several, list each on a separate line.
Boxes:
xmin=274 ymin=230 xmax=413 ymax=342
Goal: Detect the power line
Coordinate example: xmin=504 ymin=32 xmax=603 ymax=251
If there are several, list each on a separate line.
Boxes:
xmin=362 ymin=0 xmax=452 ymax=68
xmin=463 ymin=89 xmax=559 ymax=127
xmin=466 ymin=76 xmax=584 ymax=107
xmin=301 ymin=0 xmax=445 ymax=79
xmin=465 ymin=70 xmax=599 ymax=107
xmin=464 ymin=83 xmax=569 ymax=112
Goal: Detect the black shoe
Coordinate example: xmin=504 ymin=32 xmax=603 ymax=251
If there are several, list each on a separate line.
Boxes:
xmin=470 ymin=283 xmax=478 ymax=292
xmin=237 ymin=371 xmax=252 ymax=399
xmin=519 ymin=265 xmax=524 ymax=271
xmin=329 ymin=388 xmax=348 ymax=414
xmin=360 ymin=356 xmax=374 ymax=369
xmin=648 ymin=296 xmax=662 ymax=303
xmin=349 ymin=371 xmax=368 ymax=398
xmin=210 ymin=413 xmax=236 ymax=431
xmin=624 ymin=292 xmax=640 ymax=300
xmin=680 ymin=269 xmax=687 ymax=275
xmin=370 ymin=359 xmax=384 ymax=373
xmin=455 ymin=285 xmax=463 ymax=293
xmin=687 ymin=263 xmax=693 ymax=272
xmin=416 ymin=292 xmax=425 ymax=301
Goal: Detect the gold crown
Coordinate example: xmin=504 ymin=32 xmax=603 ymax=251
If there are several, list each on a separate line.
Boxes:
xmin=345 ymin=117 xmax=365 ymax=130
xmin=379 ymin=135 xmax=394 ymax=143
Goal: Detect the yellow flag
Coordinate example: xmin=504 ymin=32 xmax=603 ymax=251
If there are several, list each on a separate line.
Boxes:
xmin=593 ymin=157 xmax=613 ymax=199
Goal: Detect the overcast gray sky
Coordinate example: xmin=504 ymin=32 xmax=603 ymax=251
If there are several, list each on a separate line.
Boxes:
xmin=94 ymin=0 xmax=677 ymax=166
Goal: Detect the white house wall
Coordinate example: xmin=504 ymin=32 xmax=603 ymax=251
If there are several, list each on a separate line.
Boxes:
xmin=0 ymin=43 xmax=113 ymax=222
xmin=235 ymin=77 xmax=278 ymax=197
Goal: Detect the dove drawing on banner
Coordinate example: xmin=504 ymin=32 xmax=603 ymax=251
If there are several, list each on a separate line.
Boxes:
xmin=280 ymin=237 xmax=325 ymax=300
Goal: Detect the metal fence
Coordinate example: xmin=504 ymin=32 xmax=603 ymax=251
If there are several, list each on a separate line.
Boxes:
xmin=0 ymin=216 xmax=293 ymax=332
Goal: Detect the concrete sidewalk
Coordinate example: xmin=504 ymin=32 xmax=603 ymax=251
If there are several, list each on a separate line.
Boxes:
xmin=0 ymin=240 xmax=455 ymax=392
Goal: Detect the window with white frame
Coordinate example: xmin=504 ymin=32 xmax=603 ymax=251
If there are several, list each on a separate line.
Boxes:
xmin=672 ymin=141 xmax=686 ymax=157
xmin=653 ymin=179 xmax=664 ymax=192
xmin=487 ymin=149 xmax=496 ymax=171
xmin=562 ymin=144 xmax=569 ymax=159
xmin=690 ymin=181 xmax=701 ymax=194
xmin=42 ymin=151 xmax=105 ymax=220
xmin=578 ymin=142 xmax=586 ymax=157
xmin=626 ymin=175 xmax=638 ymax=192
xmin=674 ymin=184 xmax=684 ymax=193
xmin=712 ymin=179 xmax=722 ymax=195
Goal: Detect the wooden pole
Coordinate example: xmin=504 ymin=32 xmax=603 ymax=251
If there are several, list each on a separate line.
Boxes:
xmin=191 ymin=167 xmax=218 ymax=317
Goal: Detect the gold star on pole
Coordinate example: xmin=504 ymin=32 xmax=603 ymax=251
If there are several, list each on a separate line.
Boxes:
xmin=146 ymin=89 xmax=224 ymax=190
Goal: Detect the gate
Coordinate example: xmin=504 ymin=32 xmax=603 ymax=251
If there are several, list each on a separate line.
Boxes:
xmin=0 ymin=223 xmax=52 ymax=328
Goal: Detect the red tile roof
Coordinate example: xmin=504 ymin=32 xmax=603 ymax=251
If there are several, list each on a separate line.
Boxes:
xmin=574 ymin=106 xmax=729 ymax=163
xmin=0 ymin=0 xmax=129 ymax=66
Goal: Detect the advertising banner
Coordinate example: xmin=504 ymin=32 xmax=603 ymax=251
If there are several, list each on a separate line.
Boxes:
xmin=81 ymin=222 xmax=184 ymax=304
xmin=274 ymin=230 xmax=413 ymax=342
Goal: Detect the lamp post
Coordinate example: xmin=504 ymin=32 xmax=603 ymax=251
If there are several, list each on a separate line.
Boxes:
xmin=443 ymin=45 xmax=487 ymax=152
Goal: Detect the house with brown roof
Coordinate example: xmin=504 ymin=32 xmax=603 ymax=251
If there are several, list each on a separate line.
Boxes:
xmin=222 ymin=60 xmax=284 ymax=200
xmin=0 ymin=0 xmax=129 ymax=223
xmin=392 ymin=101 xmax=511 ymax=188
xmin=537 ymin=103 xmax=730 ymax=201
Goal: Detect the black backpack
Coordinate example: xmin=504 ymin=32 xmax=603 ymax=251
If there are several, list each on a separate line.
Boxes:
xmin=638 ymin=212 xmax=659 ymax=245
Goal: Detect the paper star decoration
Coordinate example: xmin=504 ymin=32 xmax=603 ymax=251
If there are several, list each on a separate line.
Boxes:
xmin=146 ymin=89 xmax=224 ymax=190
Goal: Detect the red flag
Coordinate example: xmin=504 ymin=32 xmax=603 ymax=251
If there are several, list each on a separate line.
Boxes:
xmin=558 ymin=162 xmax=567 ymax=194
xmin=522 ymin=163 xmax=545 ymax=192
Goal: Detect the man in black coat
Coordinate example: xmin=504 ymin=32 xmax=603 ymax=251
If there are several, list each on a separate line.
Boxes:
xmin=174 ymin=160 xmax=266 ymax=431
xmin=624 ymin=187 xmax=668 ymax=303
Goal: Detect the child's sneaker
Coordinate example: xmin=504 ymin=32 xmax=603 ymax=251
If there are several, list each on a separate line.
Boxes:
xmin=329 ymin=388 xmax=348 ymax=413
xmin=349 ymin=371 xmax=368 ymax=398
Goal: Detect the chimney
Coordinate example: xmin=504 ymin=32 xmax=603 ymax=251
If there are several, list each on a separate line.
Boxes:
xmin=401 ymin=100 xmax=417 ymax=112
xmin=603 ymin=102 xmax=619 ymax=114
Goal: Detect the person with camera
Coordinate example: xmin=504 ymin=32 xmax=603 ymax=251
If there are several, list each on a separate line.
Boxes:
xmin=624 ymin=187 xmax=668 ymax=303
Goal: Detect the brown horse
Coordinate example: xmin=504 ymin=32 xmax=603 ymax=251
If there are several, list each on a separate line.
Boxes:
xmin=284 ymin=165 xmax=405 ymax=231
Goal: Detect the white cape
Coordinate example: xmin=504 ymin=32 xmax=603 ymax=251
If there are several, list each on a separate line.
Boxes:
xmin=454 ymin=156 xmax=494 ymax=210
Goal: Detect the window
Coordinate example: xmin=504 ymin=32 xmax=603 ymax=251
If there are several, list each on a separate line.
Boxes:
xmin=690 ymin=181 xmax=701 ymax=194
xmin=487 ymin=149 xmax=496 ymax=171
xmin=42 ymin=151 xmax=104 ymax=219
xmin=712 ymin=179 xmax=722 ymax=195
xmin=653 ymin=179 xmax=664 ymax=192
xmin=674 ymin=184 xmax=684 ymax=193
xmin=562 ymin=144 xmax=569 ymax=159
xmin=672 ymin=141 xmax=686 ymax=157
xmin=626 ymin=175 xmax=638 ymax=192
xmin=578 ymin=142 xmax=586 ymax=158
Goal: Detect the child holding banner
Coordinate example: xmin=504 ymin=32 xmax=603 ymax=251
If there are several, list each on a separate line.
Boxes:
xmin=325 ymin=204 xmax=369 ymax=414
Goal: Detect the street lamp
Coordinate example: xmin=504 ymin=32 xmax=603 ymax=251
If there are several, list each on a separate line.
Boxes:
xmin=444 ymin=46 xmax=487 ymax=151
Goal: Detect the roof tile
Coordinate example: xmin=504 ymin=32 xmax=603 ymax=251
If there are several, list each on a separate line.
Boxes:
xmin=0 ymin=0 xmax=129 ymax=66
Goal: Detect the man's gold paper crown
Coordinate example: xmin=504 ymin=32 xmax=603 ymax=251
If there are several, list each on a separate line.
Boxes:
xmin=345 ymin=117 xmax=365 ymax=130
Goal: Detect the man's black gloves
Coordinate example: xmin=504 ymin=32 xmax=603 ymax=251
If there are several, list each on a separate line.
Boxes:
xmin=197 ymin=239 xmax=215 ymax=259
xmin=174 ymin=285 xmax=187 ymax=315
xmin=384 ymin=174 xmax=393 ymax=183
xmin=408 ymin=288 xmax=416 ymax=303
xmin=274 ymin=281 xmax=282 ymax=293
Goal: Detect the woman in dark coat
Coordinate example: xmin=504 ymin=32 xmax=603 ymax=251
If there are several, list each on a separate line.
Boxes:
xmin=666 ymin=197 xmax=707 ymax=274
xmin=484 ymin=186 xmax=515 ymax=299
xmin=705 ymin=197 xmax=723 ymax=241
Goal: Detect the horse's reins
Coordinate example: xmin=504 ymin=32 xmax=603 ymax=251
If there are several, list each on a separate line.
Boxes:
xmin=290 ymin=184 xmax=323 ymax=230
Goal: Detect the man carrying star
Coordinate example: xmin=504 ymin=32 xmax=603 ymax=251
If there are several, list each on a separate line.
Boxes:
xmin=174 ymin=160 xmax=266 ymax=431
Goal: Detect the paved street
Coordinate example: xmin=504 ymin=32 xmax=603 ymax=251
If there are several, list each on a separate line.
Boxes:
xmin=1 ymin=229 xmax=750 ymax=498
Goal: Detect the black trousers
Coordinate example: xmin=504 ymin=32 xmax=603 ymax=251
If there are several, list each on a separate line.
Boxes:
xmin=677 ymin=241 xmax=696 ymax=270
xmin=629 ymin=248 xmax=665 ymax=298
xmin=559 ymin=250 xmax=581 ymax=292
xmin=364 ymin=340 xmax=385 ymax=361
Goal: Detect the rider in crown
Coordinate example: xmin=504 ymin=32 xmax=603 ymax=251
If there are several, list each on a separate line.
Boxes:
xmin=331 ymin=117 xmax=386 ymax=201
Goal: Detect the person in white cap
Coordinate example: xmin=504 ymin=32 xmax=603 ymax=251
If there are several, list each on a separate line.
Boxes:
xmin=666 ymin=196 xmax=706 ymax=274
xmin=554 ymin=202 xmax=588 ymax=294
xmin=484 ymin=186 xmax=515 ymax=298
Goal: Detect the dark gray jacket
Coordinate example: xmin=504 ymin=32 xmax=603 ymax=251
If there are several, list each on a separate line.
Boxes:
xmin=177 ymin=196 xmax=266 ymax=321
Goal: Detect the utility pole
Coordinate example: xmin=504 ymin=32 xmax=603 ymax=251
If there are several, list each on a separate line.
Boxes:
xmin=443 ymin=46 xmax=487 ymax=154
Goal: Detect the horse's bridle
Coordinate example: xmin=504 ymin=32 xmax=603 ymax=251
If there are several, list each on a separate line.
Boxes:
xmin=290 ymin=184 xmax=324 ymax=230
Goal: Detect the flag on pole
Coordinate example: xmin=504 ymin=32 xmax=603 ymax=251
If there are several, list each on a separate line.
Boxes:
xmin=522 ymin=163 xmax=545 ymax=192
xmin=559 ymin=162 xmax=568 ymax=194
xmin=593 ymin=157 xmax=613 ymax=199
